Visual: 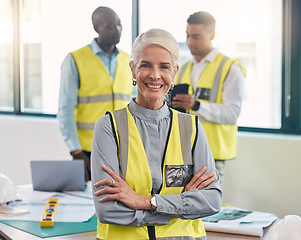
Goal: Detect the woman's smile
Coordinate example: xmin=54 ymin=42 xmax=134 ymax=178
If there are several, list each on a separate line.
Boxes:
xmin=145 ymin=83 xmax=163 ymax=89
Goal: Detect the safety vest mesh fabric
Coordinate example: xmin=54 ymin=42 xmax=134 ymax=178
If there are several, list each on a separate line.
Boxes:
xmin=96 ymin=106 xmax=206 ymax=240
xmin=174 ymin=53 xmax=245 ymax=160
xmin=71 ymin=46 xmax=133 ymax=151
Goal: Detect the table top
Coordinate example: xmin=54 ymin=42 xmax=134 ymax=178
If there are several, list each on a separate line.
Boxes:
xmin=0 ymin=220 xmax=277 ymax=240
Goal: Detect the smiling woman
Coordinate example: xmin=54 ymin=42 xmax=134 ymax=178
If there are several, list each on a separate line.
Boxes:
xmin=91 ymin=28 xmax=222 ymax=240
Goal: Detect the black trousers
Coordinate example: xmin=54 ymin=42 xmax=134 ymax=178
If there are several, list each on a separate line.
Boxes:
xmin=83 ymin=151 xmax=91 ymax=181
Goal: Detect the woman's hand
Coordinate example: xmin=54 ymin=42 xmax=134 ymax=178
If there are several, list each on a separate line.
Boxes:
xmin=184 ymin=166 xmax=216 ymax=192
xmin=94 ymin=165 xmax=151 ymax=210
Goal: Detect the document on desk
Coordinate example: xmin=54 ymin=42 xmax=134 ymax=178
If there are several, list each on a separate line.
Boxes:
xmin=202 ymin=207 xmax=278 ymax=237
xmin=64 ymin=181 xmax=93 ymax=199
xmin=0 ymin=184 xmax=95 ymax=222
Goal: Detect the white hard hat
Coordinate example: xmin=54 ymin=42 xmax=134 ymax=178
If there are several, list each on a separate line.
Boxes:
xmin=269 ymin=215 xmax=301 ymax=240
xmin=0 ymin=173 xmax=19 ymax=204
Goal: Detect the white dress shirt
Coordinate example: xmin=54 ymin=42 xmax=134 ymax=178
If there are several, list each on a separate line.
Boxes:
xmin=191 ymin=48 xmax=244 ymax=125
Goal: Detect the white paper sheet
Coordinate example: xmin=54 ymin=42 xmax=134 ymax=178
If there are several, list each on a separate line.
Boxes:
xmin=202 ymin=207 xmax=278 ymax=237
xmin=0 ymin=184 xmax=95 ymax=222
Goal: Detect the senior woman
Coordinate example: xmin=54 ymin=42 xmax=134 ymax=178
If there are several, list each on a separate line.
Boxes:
xmin=91 ymin=28 xmax=222 ymax=240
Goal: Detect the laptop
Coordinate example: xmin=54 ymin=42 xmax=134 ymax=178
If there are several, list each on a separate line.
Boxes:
xmin=30 ymin=160 xmax=86 ymax=191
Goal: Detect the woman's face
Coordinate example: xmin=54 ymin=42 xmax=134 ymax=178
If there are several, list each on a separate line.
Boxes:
xmin=131 ymin=45 xmax=178 ymax=110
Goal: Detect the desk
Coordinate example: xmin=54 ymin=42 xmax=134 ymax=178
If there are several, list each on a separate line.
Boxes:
xmin=0 ymin=220 xmax=277 ymax=240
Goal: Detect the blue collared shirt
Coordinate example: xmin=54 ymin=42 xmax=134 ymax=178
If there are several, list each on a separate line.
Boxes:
xmin=57 ymin=38 xmax=119 ymax=151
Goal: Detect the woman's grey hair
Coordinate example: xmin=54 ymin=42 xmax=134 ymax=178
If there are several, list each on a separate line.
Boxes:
xmin=131 ymin=28 xmax=179 ymax=67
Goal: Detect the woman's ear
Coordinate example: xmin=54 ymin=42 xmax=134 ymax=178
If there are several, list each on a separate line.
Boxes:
xmin=172 ymin=65 xmax=179 ymax=78
xmin=129 ymin=61 xmax=136 ymax=79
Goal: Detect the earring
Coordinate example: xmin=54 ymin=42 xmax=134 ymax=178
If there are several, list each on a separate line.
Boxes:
xmin=132 ymin=78 xmax=137 ymax=86
xmin=170 ymin=81 xmax=174 ymax=90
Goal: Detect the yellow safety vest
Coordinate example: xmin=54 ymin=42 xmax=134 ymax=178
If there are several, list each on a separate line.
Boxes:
xmin=174 ymin=53 xmax=245 ymax=160
xmin=97 ymin=106 xmax=206 ymax=240
xmin=71 ymin=46 xmax=133 ymax=152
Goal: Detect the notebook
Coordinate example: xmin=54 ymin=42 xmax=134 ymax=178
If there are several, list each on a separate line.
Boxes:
xmin=30 ymin=160 xmax=86 ymax=191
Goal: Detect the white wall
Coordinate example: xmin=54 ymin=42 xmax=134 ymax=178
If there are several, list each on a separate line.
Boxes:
xmin=0 ymin=115 xmax=70 ymax=186
xmin=223 ymin=132 xmax=301 ymax=219
xmin=1 ymin=115 xmax=301 ymax=219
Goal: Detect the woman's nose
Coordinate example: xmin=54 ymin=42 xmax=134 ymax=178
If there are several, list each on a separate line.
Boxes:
xmin=149 ymin=68 xmax=160 ymax=80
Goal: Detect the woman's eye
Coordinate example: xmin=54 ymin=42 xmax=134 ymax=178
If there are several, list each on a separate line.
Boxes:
xmin=161 ymin=65 xmax=170 ymax=70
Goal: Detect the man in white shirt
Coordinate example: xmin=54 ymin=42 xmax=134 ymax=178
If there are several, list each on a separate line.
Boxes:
xmin=172 ymin=11 xmax=245 ymax=186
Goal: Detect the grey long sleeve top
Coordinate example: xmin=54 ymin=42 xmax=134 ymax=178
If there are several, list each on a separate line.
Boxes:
xmin=91 ymin=99 xmax=222 ymax=227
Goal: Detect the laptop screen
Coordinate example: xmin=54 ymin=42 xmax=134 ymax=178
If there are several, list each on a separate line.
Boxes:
xmin=30 ymin=160 xmax=86 ymax=191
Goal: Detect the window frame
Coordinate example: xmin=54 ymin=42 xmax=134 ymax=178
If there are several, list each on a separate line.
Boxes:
xmin=1 ymin=0 xmax=301 ymax=134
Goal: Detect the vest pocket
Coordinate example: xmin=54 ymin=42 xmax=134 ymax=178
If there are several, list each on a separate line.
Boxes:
xmin=165 ymin=165 xmax=193 ymax=187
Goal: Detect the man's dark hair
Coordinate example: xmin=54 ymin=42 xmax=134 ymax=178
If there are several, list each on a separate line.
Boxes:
xmin=187 ymin=11 xmax=216 ymax=31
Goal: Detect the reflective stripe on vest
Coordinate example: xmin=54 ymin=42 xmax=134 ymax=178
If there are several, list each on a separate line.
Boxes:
xmin=71 ymin=46 xmax=133 ymax=151
xmin=175 ymin=53 xmax=245 ymax=160
xmin=78 ymin=93 xmax=131 ymax=104
xmin=97 ymin=106 xmax=206 ymax=240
